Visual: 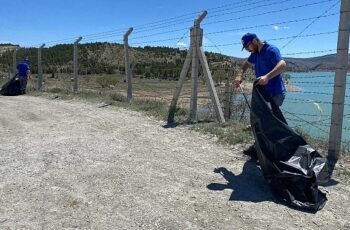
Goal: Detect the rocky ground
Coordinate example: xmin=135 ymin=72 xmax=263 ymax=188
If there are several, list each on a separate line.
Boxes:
xmin=0 ymin=95 xmax=349 ymax=230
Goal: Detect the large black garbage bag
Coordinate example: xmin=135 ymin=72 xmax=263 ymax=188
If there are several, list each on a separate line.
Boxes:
xmin=250 ymin=83 xmax=330 ymax=212
xmin=0 ymin=75 xmax=21 ymax=96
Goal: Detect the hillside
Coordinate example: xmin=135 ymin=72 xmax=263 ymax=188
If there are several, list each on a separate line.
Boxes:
xmin=284 ymin=54 xmax=350 ymax=71
xmin=230 ymin=54 xmax=350 ymax=72
xmin=0 ymin=42 xmax=349 ymax=78
xmin=0 ymin=43 xmax=231 ymax=80
xmin=0 ymin=44 xmax=19 ymax=55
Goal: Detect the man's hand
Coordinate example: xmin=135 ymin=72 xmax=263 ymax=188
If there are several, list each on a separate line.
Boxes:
xmin=233 ymin=75 xmax=242 ymax=88
xmin=257 ymin=75 xmax=269 ymax=85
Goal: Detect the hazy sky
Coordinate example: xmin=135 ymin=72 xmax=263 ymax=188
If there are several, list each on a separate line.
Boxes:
xmin=0 ymin=0 xmax=344 ymax=58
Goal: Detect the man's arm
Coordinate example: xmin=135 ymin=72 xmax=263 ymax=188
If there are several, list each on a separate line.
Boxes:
xmin=26 ymin=67 xmax=31 ymax=78
xmin=233 ymin=60 xmax=251 ymax=88
xmin=256 ymin=60 xmax=286 ymax=85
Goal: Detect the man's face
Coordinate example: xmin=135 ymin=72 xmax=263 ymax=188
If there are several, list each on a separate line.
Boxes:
xmin=244 ymin=39 xmax=259 ymax=53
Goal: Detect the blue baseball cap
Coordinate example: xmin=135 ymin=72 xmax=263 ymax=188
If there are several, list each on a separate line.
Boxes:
xmin=241 ymin=33 xmax=257 ymax=50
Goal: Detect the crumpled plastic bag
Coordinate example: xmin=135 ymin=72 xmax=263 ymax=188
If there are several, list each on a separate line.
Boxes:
xmin=250 ymin=83 xmax=330 ymax=212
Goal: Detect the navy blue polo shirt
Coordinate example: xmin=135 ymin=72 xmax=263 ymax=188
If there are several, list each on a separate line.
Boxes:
xmin=17 ymin=62 xmax=30 ymax=78
xmin=247 ymin=42 xmax=286 ymax=97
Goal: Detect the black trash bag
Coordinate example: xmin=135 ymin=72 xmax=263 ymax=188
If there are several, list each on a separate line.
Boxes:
xmin=0 ymin=75 xmax=22 ymax=96
xmin=250 ymin=82 xmax=330 ymax=212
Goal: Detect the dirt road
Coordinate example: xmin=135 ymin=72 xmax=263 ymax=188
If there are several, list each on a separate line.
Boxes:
xmin=0 ymin=95 xmax=349 ymax=229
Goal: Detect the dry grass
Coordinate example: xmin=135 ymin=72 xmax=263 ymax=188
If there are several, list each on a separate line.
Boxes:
xmin=25 ymin=73 xmax=350 ymax=156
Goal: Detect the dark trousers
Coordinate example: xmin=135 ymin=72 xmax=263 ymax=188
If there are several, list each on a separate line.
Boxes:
xmin=18 ymin=77 xmax=28 ymax=94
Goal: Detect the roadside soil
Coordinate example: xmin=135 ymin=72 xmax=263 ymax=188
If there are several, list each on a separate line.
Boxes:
xmin=0 ymin=95 xmax=349 ymax=230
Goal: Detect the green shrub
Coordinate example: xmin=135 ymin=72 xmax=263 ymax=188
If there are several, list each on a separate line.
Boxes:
xmin=96 ymin=75 xmax=118 ymax=88
xmin=192 ymin=122 xmax=252 ymax=145
xmin=132 ymin=99 xmax=168 ymax=119
xmin=110 ymin=92 xmax=127 ymax=102
xmin=48 ymin=87 xmax=64 ymax=93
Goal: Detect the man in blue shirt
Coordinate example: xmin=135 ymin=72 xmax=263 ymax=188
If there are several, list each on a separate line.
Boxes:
xmin=16 ymin=58 xmax=31 ymax=94
xmin=234 ymin=33 xmax=287 ymax=158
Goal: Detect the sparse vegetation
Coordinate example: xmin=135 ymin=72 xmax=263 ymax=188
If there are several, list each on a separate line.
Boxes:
xmin=191 ymin=122 xmax=252 ymax=145
xmin=96 ymin=75 xmax=119 ymax=88
xmin=1 ymin=42 xmax=349 ymax=157
xmin=0 ymin=43 xmax=232 ymax=80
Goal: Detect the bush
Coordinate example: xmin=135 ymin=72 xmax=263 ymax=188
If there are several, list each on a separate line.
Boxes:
xmin=110 ymin=92 xmax=127 ymax=102
xmin=132 ymin=99 xmax=169 ymax=119
xmin=96 ymin=75 xmax=118 ymax=88
xmin=48 ymin=87 xmax=64 ymax=93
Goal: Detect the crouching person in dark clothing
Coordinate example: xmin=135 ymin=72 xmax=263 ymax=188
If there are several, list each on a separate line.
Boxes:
xmin=16 ymin=58 xmax=31 ymax=94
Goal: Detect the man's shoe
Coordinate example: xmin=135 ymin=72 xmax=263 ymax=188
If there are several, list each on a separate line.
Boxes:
xmin=243 ymin=145 xmax=258 ymax=159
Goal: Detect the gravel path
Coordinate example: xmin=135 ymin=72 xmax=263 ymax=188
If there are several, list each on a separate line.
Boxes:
xmin=0 ymin=95 xmax=349 ymax=230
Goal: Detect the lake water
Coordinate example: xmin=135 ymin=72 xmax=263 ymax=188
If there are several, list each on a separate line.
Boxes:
xmin=282 ymin=71 xmax=350 ymax=144
xmin=201 ymin=71 xmax=349 ymax=144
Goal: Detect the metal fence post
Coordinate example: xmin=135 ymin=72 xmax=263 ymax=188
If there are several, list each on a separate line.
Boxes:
xmin=37 ymin=43 xmax=45 ymax=90
xmin=73 ymin=36 xmax=82 ymax=93
xmin=328 ymin=0 xmax=350 ymax=166
xmin=124 ymin=27 xmax=133 ymax=102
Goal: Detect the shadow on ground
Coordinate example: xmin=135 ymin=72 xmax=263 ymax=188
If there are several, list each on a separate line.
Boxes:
xmin=208 ymin=158 xmax=340 ymax=213
xmin=163 ymin=120 xmax=215 ymax=129
xmin=207 ymin=159 xmax=275 ymax=202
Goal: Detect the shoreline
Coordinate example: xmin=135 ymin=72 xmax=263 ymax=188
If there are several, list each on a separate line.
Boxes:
xmin=239 ymin=82 xmax=303 ymax=92
xmin=286 ymin=83 xmax=303 ymax=92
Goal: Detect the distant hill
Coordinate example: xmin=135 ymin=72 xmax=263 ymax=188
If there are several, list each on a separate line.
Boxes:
xmin=0 ymin=43 xmax=231 ymax=80
xmin=284 ymin=54 xmax=350 ymax=72
xmin=0 ymin=44 xmax=19 ymax=55
xmin=0 ymin=43 xmax=349 ymax=79
xmin=231 ymin=53 xmax=350 ymax=72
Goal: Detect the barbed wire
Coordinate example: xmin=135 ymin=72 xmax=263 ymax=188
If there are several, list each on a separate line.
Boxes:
xmin=287 ymin=117 xmax=330 ymax=127
xmin=286 ymin=74 xmax=336 ymax=79
xmin=127 ymin=13 xmax=337 ymax=45
xmin=130 ymin=36 xmax=185 ymax=46
xmin=204 ymin=31 xmax=338 ymax=48
xmin=27 ymin=0 xmax=276 ymax=47
xmin=205 ymin=13 xmax=337 ymax=36
xmin=130 ymin=0 xmax=307 ymax=36
xmin=285 ymin=98 xmax=350 ymax=106
xmin=2 ymin=1 xmax=348 ymax=145
xmin=288 ymin=91 xmax=350 ymax=98
xmin=7 ymin=6 xmax=340 ymax=51
xmin=285 ymin=112 xmax=350 ymax=121
xmin=280 ymin=0 xmax=340 ymax=50
xmin=203 ymin=35 xmax=223 ymax=54
xmin=282 ymin=49 xmax=337 ymax=56
xmin=290 ymin=81 xmax=350 ymax=85
xmin=204 ymin=0 xmax=336 ymax=26
xmin=128 ymin=0 xmax=270 ymax=32
xmin=287 ymin=83 xmax=349 ymax=88
xmin=291 ymin=85 xmax=350 ymax=89
xmin=0 ymin=47 xmax=343 ymax=79
xmin=282 ymin=109 xmax=330 ymax=134
xmin=287 ymin=116 xmax=350 ymax=132
xmin=114 ymin=6 xmax=339 ymax=43
xmin=284 ymin=112 xmax=331 ymax=118
xmin=206 ymin=0 xmax=296 ymax=19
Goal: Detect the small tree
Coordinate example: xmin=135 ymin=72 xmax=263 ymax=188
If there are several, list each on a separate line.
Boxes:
xmin=212 ymin=69 xmax=225 ymax=86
